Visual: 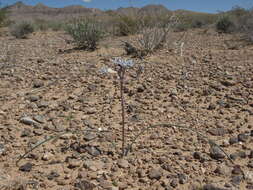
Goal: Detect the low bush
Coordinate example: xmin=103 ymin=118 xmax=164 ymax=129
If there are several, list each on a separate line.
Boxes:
xmin=123 ymin=27 xmax=170 ymax=57
xmin=216 ymin=15 xmax=235 ymax=33
xmin=65 ymin=18 xmax=105 ymax=50
xmin=237 ymin=10 xmax=253 ymax=42
xmin=10 ymin=21 xmax=34 ymax=38
xmin=0 ymin=6 xmax=7 ymax=27
xmin=115 ymin=15 xmax=139 ymax=36
xmin=33 ymin=19 xmax=64 ymax=31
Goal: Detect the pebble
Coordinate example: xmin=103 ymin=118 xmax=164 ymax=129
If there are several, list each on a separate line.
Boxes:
xmin=208 ymin=128 xmax=227 ymax=136
xmin=249 ymin=150 xmax=253 ymax=159
xmin=74 ymin=180 xmax=96 ymax=190
xmin=148 ymin=168 xmax=163 ymax=180
xmin=248 ymin=160 xmax=253 ymax=168
xmin=0 ymin=143 xmax=5 ymax=155
xmin=232 ymin=165 xmax=243 ymax=175
xmin=238 ymin=133 xmax=249 ymax=142
xmin=178 ymin=173 xmax=187 ymax=184
xmin=83 ymin=132 xmax=97 ymax=141
xmin=33 ymin=80 xmax=44 ymax=88
xmin=117 ymin=159 xmax=129 ymax=168
xmin=245 ymin=171 xmax=253 ymax=183
xmin=170 ymin=179 xmax=178 ymax=188
xmin=202 ymin=184 xmax=226 ymax=190
xmin=229 ymin=137 xmax=238 ymax=144
xmin=231 ymin=175 xmax=243 ymax=185
xmin=29 ymin=95 xmax=40 ymax=102
xmin=85 ymin=146 xmax=101 ymax=156
xmin=214 ymin=163 xmax=231 ymax=176
xmin=84 ymin=160 xmax=104 ymax=171
xmin=37 ymin=101 xmax=49 ymax=108
xmin=209 ymin=146 xmax=225 ymax=160
xmin=33 ymin=115 xmax=46 ymax=123
xmin=19 ymin=162 xmax=33 ymax=172
xmin=20 ymin=116 xmax=38 ymax=126
xmin=47 ymin=171 xmax=60 ymax=180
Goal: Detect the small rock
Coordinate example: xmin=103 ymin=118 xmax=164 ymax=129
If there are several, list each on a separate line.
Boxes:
xmin=232 ymin=165 xmax=243 ymax=175
xmin=245 ymin=171 xmax=253 ymax=183
xmin=229 ymin=137 xmax=238 ymax=145
xmin=68 ymin=159 xmax=82 ymax=168
xmin=85 ymin=146 xmax=101 ymax=156
xmin=214 ymin=163 xmax=231 ymax=176
xmin=248 ymin=160 xmax=253 ymax=168
xmin=170 ymin=179 xmax=178 ymax=188
xmin=74 ymin=180 xmax=96 ymax=190
xmin=0 ymin=143 xmax=5 ymax=155
xmin=33 ymin=115 xmax=45 ymax=123
xmin=42 ymin=152 xmax=54 ymax=161
xmin=208 ymin=128 xmax=227 ymax=136
xmin=137 ymin=85 xmax=145 ymax=93
xmin=20 ymin=116 xmax=38 ymax=126
xmin=209 ymin=146 xmax=225 ymax=160
xmin=221 ymin=80 xmax=236 ymax=87
xmin=202 ymin=184 xmax=226 ymax=190
xmin=37 ymin=101 xmax=48 ymax=108
xmin=86 ymin=108 xmax=97 ymax=114
xmin=47 ymin=171 xmax=60 ymax=180
xmin=193 ymin=152 xmax=201 ymax=159
xmin=84 ymin=160 xmax=104 ymax=171
xmin=249 ymin=150 xmax=253 ymax=159
xmin=148 ymin=168 xmax=163 ymax=180
xmin=33 ymin=80 xmax=44 ymax=88
xmin=178 ymin=173 xmax=187 ymax=184
xmin=208 ymin=103 xmax=216 ymax=110
xmin=238 ymin=133 xmax=249 ymax=142
xmin=19 ymin=162 xmax=33 ymax=172
xmin=20 ymin=128 xmax=31 ymax=137
xmin=117 ymin=159 xmax=129 ymax=168
xmin=99 ymin=180 xmax=112 ymax=189
xmin=83 ymin=133 xmax=97 ymax=141
xmin=29 ymin=95 xmax=40 ymax=102
xmin=231 ymin=175 xmax=243 ymax=185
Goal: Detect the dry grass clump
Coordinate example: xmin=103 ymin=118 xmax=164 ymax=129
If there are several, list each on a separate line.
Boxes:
xmin=65 ymin=18 xmax=105 ymax=51
xmin=10 ymin=21 xmax=34 ymax=39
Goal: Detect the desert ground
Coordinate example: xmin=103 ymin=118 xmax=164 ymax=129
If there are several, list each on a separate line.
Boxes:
xmin=0 ymin=27 xmax=253 ymax=190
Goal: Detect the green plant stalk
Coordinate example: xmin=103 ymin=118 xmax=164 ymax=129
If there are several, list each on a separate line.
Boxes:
xmin=119 ymin=67 xmax=126 ymax=157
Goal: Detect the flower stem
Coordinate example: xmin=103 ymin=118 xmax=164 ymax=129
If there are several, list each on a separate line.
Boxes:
xmin=119 ymin=68 xmax=126 ymax=157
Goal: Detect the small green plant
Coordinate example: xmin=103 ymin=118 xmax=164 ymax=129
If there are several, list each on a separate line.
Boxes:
xmin=65 ymin=18 xmax=105 ymax=51
xmin=0 ymin=5 xmax=7 ymax=27
xmin=10 ymin=21 xmax=34 ymax=39
xmin=112 ymin=57 xmax=134 ymax=156
xmin=115 ymin=15 xmax=139 ymax=36
xmin=216 ymin=15 xmax=235 ymax=33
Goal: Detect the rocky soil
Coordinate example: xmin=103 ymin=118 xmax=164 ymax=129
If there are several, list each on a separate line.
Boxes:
xmin=0 ymin=29 xmax=253 ymax=190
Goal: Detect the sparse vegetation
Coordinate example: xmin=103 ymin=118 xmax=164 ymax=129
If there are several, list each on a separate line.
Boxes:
xmin=123 ymin=27 xmax=170 ymax=57
xmin=115 ymin=14 xmax=139 ymax=36
xmin=216 ymin=15 xmax=235 ymax=33
xmin=65 ymin=18 xmax=105 ymax=50
xmin=33 ymin=19 xmax=64 ymax=31
xmin=10 ymin=21 xmax=34 ymax=38
xmin=0 ymin=4 xmax=7 ymax=27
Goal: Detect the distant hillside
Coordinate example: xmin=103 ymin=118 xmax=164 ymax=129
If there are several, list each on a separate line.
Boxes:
xmin=5 ymin=2 xmax=216 ymax=22
xmin=5 ymin=1 xmax=103 ymax=21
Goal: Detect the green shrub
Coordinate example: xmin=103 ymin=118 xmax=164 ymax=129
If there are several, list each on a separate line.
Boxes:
xmin=0 ymin=6 xmax=7 ymax=27
xmin=65 ymin=19 xmax=105 ymax=50
xmin=115 ymin=15 xmax=139 ymax=36
xmin=237 ymin=10 xmax=253 ymax=42
xmin=216 ymin=15 xmax=235 ymax=33
xmin=10 ymin=21 xmax=34 ymax=38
